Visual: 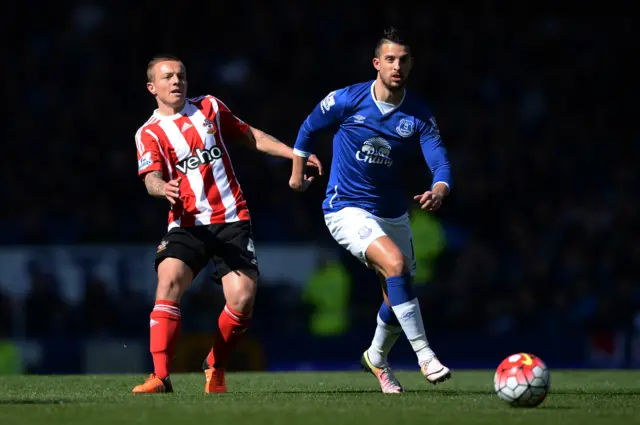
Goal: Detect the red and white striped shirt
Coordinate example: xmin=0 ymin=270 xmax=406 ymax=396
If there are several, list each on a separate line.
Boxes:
xmin=135 ymin=95 xmax=250 ymax=229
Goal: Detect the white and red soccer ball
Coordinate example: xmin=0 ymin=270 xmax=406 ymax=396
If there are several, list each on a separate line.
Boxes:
xmin=494 ymin=353 xmax=551 ymax=407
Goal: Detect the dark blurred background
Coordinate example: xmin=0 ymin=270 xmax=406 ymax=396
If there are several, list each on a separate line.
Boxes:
xmin=1 ymin=2 xmax=638 ymax=374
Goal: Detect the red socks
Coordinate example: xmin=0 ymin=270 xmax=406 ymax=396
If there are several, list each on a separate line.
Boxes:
xmin=207 ymin=304 xmax=251 ymax=369
xmin=149 ymin=300 xmax=181 ymax=379
xmin=149 ymin=300 xmax=249 ymax=375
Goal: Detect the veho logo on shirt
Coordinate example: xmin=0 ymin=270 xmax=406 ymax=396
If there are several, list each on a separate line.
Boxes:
xmin=356 ymin=137 xmax=393 ymax=167
xmin=175 ymin=146 xmax=225 ymax=174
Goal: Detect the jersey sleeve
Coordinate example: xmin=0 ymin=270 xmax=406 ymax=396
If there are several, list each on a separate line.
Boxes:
xmin=135 ymin=128 xmax=165 ymax=178
xmin=212 ymin=97 xmax=250 ymax=140
xmin=293 ymin=88 xmax=349 ymax=157
xmin=419 ymin=115 xmax=453 ymax=190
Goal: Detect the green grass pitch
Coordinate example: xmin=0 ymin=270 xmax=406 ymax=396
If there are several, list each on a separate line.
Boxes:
xmin=0 ymin=370 xmax=638 ymax=425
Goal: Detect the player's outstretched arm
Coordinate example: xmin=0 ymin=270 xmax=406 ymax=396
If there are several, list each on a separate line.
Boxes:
xmin=144 ymin=171 xmax=182 ymax=205
xmin=235 ymin=127 xmax=323 ymax=173
xmin=249 ymin=127 xmax=290 ymax=157
xmin=289 ymin=155 xmax=315 ymax=192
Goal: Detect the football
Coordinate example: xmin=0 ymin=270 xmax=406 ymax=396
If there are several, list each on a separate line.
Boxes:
xmin=494 ymin=353 xmax=551 ymax=407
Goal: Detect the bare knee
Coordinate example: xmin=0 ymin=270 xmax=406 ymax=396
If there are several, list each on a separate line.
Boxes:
xmin=366 ymin=237 xmax=407 ymax=278
xmin=156 ymin=278 xmax=183 ymax=301
xmin=222 ymin=270 xmax=257 ymax=314
xmin=156 ymin=258 xmax=194 ymax=302
xmin=378 ymin=256 xmax=406 ymax=278
xmin=227 ymin=288 xmax=255 ymax=313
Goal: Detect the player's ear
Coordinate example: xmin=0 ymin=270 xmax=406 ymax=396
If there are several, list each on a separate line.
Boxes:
xmin=147 ymin=82 xmax=157 ymax=96
xmin=372 ymin=57 xmax=381 ymax=71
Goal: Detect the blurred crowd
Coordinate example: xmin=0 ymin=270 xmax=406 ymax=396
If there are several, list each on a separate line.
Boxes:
xmin=3 ymin=2 xmax=638 ymax=341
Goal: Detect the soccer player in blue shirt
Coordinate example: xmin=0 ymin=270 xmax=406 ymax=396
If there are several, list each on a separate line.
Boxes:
xmin=289 ymin=27 xmax=452 ymax=393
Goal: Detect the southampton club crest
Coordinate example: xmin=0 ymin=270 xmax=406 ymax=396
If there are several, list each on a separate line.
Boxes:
xmin=203 ymin=118 xmax=217 ymax=134
xmin=396 ymin=118 xmax=415 ymax=138
xmin=157 ymin=240 xmax=168 ymax=252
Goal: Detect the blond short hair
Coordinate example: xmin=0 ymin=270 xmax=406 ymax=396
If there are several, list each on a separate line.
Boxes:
xmin=146 ymin=54 xmax=183 ymax=82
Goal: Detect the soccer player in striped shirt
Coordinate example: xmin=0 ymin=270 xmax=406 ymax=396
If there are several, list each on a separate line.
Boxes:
xmin=289 ymin=28 xmax=452 ymax=393
xmin=132 ymin=55 xmax=322 ymax=394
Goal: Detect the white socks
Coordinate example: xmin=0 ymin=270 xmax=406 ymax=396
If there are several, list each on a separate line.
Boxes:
xmin=391 ymin=298 xmax=435 ymax=363
xmin=367 ymin=315 xmax=402 ymax=367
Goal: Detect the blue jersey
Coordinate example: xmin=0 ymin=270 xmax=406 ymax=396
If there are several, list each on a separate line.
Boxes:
xmin=293 ymin=81 xmax=452 ymax=218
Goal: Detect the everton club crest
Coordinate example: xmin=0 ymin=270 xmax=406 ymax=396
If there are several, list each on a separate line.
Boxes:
xmin=396 ymin=119 xmax=414 ymax=138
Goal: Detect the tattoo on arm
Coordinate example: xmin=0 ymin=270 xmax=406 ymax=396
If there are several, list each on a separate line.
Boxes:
xmin=259 ymin=131 xmax=279 ymax=144
xmin=250 ymin=127 xmax=291 ymax=158
xmin=144 ymin=171 xmax=166 ymax=198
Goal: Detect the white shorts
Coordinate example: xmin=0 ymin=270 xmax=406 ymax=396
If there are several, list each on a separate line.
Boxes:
xmin=324 ymin=207 xmax=416 ymax=276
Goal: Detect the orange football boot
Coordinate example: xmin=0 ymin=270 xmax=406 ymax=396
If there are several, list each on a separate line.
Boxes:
xmin=132 ymin=374 xmax=173 ymax=394
xmin=204 ymin=367 xmax=227 ymax=393
xmin=203 ymin=358 xmax=227 ymax=393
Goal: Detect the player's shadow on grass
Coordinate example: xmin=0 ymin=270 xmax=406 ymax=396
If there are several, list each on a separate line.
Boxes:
xmin=268 ymin=389 xmax=386 ymax=394
xmin=268 ymin=389 xmax=493 ymax=394
xmin=550 ymin=390 xmax=640 ymax=396
xmin=0 ymin=398 xmax=75 ymax=405
xmin=408 ymin=389 xmax=494 ymax=395
xmin=540 ymin=406 xmax=578 ymax=410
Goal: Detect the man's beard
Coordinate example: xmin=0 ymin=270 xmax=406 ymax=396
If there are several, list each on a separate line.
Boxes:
xmin=382 ymin=77 xmax=406 ymax=91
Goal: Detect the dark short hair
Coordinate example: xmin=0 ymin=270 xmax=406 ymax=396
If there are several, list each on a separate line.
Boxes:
xmin=374 ymin=26 xmax=411 ymax=57
xmin=146 ymin=54 xmax=183 ymax=82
